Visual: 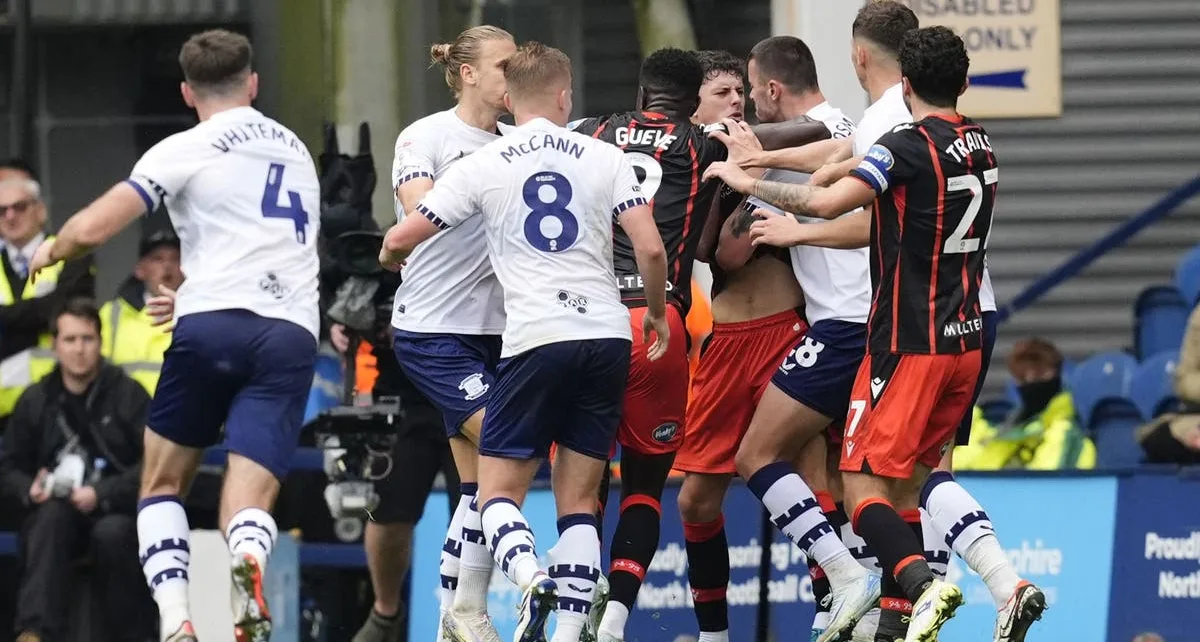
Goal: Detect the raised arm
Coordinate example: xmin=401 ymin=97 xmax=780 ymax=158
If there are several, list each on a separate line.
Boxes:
xmin=703 ymin=159 xmax=876 ymax=221
xmin=751 ymin=137 xmax=853 ymax=173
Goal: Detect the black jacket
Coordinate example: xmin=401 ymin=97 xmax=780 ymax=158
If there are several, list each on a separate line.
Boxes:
xmin=0 ymin=363 xmax=148 ymax=515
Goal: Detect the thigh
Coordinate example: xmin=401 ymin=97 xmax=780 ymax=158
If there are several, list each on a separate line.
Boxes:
xmin=839 ymin=353 xmax=954 ymax=480
xmin=479 ymin=346 xmax=570 ymax=461
xmin=619 ymin=306 xmax=688 ymax=455
xmin=147 ymin=313 xmax=248 ymax=449
xmin=560 ymin=339 xmax=633 ymax=461
xmin=771 ymin=320 xmax=867 ymax=423
xmin=920 ymin=351 xmax=982 ymax=469
xmin=224 ymin=318 xmax=318 ymax=480
xmin=372 ymin=421 xmax=447 ymax=524
xmin=393 ymin=331 xmax=501 ymax=438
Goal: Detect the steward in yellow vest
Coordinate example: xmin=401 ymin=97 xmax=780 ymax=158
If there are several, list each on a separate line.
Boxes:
xmin=100 ymin=230 xmax=182 ymax=396
xmin=955 ymin=337 xmax=1096 ymax=470
xmin=0 ymin=177 xmax=96 ymax=420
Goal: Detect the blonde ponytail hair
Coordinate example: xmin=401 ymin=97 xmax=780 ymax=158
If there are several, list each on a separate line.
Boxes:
xmin=430 ymin=25 xmax=514 ymax=97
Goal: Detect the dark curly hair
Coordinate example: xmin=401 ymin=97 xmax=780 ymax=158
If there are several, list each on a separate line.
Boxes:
xmin=852 ymin=0 xmax=919 ymax=57
xmin=639 ymin=47 xmax=705 ymax=99
xmin=899 ymin=26 xmax=970 ymax=108
xmin=694 ymin=50 xmax=744 ymax=83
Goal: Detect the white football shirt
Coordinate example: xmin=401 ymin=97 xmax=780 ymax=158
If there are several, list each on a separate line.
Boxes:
xmin=746 ymin=102 xmax=871 ymax=324
xmin=127 ymin=106 xmax=321 ymax=338
xmin=854 ymin=83 xmax=996 ymax=313
xmin=389 ymin=108 xmax=506 ymax=335
xmin=415 ymin=118 xmax=645 ymax=357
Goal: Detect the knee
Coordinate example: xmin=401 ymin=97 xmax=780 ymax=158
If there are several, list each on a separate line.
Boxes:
xmin=91 ymin=514 xmax=137 ymax=553
xmin=733 ymin=440 xmax=769 ymax=480
xmin=677 ymin=481 xmax=722 ymax=525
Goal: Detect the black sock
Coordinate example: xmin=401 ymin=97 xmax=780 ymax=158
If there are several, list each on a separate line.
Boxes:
xmin=852 ymin=500 xmax=934 ymax=602
xmin=608 ymin=495 xmax=662 ymax=609
xmin=684 ymin=516 xmax=729 ymax=632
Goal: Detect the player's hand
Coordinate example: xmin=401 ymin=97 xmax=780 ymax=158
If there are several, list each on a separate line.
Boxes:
xmin=27 ymin=238 xmax=57 ymax=283
xmin=379 ymin=249 xmax=406 ymax=273
xmin=708 ymin=118 xmax=762 ymax=168
xmin=147 ymin=285 xmax=177 ymax=332
xmin=642 ymin=311 xmax=671 ymax=362
xmin=329 ymin=323 xmax=351 ymax=354
xmin=749 ymin=212 xmax=807 ymax=248
xmin=28 ymin=469 xmax=49 ymax=505
xmin=702 ymin=161 xmax=755 ymax=195
xmin=811 ymin=162 xmax=842 ymax=188
xmin=71 ymin=486 xmax=98 ymax=514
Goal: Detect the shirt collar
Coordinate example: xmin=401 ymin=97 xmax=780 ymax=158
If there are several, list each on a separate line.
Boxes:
xmin=6 ymin=232 xmax=44 ymax=261
xmin=207 ymin=106 xmax=260 ymax=122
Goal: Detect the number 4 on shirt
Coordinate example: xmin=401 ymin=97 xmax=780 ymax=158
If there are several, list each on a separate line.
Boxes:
xmin=261 ymin=162 xmax=310 ymax=243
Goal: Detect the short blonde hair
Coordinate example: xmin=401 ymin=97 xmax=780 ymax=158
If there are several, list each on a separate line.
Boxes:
xmin=430 ymin=25 xmax=514 ymax=97
xmin=498 ymin=41 xmax=572 ymax=99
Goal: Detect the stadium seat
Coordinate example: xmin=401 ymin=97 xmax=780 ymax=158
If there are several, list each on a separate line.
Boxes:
xmin=1069 ymin=351 xmax=1137 ymax=429
xmin=1175 ymin=244 xmax=1200 ymax=307
xmin=1134 ymin=285 xmax=1189 ymax=360
xmin=980 ymin=398 xmax=1016 ymax=425
xmin=1131 ymin=350 xmax=1181 ymax=420
xmin=1090 ymin=399 xmax=1144 ymax=469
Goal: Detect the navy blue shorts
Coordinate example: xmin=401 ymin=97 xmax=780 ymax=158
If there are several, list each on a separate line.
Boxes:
xmin=955 ymin=310 xmax=999 ymax=445
xmin=480 ymin=339 xmax=631 ymax=461
xmin=769 ymin=320 xmax=868 ymax=420
xmin=148 ymin=310 xmax=317 ymax=480
xmin=392 ymin=330 xmax=502 ymax=437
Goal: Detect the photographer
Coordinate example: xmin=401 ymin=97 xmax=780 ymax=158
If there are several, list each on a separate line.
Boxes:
xmin=0 ymin=298 xmax=154 ymax=642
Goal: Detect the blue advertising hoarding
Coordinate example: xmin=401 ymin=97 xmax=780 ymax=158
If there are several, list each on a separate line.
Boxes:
xmin=408 ymin=474 xmax=1119 ymax=642
xmin=1107 ymin=472 xmax=1200 ymax=642
xmin=937 ymin=476 xmax=1117 ymax=642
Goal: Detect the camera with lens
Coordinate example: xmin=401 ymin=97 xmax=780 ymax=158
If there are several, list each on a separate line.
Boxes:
xmin=312 ymin=122 xmax=408 ymax=541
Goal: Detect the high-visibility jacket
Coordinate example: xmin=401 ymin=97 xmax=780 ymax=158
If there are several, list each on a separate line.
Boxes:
xmin=100 ymin=284 xmax=172 ymax=396
xmin=954 ymin=392 xmax=1096 ymax=470
xmin=0 ymin=239 xmax=64 ymax=416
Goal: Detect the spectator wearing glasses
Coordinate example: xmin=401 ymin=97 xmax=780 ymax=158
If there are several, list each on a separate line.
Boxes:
xmin=100 ymin=229 xmax=183 ymax=395
xmin=0 ymin=298 xmax=154 ymax=642
xmin=0 ymin=163 xmax=96 ymax=428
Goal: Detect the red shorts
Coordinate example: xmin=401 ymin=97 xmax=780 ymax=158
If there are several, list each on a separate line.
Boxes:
xmin=675 ymin=309 xmax=807 ymax=474
xmin=617 ymin=304 xmax=690 ymax=456
xmin=840 ymin=351 xmax=981 ymax=479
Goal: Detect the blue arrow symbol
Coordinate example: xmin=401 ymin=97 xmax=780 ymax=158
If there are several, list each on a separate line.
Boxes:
xmin=969 ymin=69 xmax=1027 ymax=89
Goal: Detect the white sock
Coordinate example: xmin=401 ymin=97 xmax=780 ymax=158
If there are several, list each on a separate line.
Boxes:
xmin=225 ymin=507 xmax=278 ymax=571
xmin=922 ymin=471 xmax=1018 ymax=607
xmin=965 ymin=534 xmax=1021 ymax=607
xmin=455 ymin=487 xmax=493 ymax=613
xmin=548 ymin=514 xmax=601 ymax=642
xmin=137 ymin=496 xmax=192 ymax=637
xmin=598 ymin=601 xmax=630 ymax=639
xmin=839 ymin=520 xmax=880 ymax=572
xmin=440 ymin=485 xmax=470 ymax=614
xmin=749 ymin=464 xmax=859 ymax=585
xmin=920 ymin=508 xmax=950 ymax=579
xmin=697 ymin=632 xmax=729 ymax=642
xmin=480 ymin=497 xmax=541 ymax=589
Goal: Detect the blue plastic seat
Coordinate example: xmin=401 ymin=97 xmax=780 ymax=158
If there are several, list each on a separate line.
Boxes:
xmin=1134 ymin=285 xmax=1189 ymax=360
xmin=1090 ymin=400 xmax=1144 ymax=469
xmin=1131 ymin=350 xmax=1180 ymax=420
xmin=1069 ymin=351 xmax=1137 ymax=429
xmin=1174 ymin=245 xmax=1200 ymax=307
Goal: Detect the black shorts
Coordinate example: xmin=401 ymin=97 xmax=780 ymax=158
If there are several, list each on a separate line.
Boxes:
xmin=371 ymin=400 xmax=461 ymax=524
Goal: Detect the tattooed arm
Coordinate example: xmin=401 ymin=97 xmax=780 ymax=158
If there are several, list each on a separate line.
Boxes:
xmin=713 ymin=197 xmax=763 ymax=271
xmin=702 ymin=159 xmax=878 ymax=221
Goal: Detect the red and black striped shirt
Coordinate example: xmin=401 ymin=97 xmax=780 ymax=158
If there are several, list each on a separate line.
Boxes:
xmin=571 ymin=112 xmax=727 ymax=313
xmin=849 ymin=113 xmax=998 ymax=355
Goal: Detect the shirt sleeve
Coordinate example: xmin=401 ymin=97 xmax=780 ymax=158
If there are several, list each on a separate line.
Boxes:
xmin=391 ymin=124 xmax=438 ymax=189
xmin=849 ymin=125 xmax=924 ymax=196
xmin=610 ymin=151 xmax=648 ymax=220
xmin=413 ymin=158 xmax=476 ymax=229
xmin=126 ymin=134 xmax=205 ymax=214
